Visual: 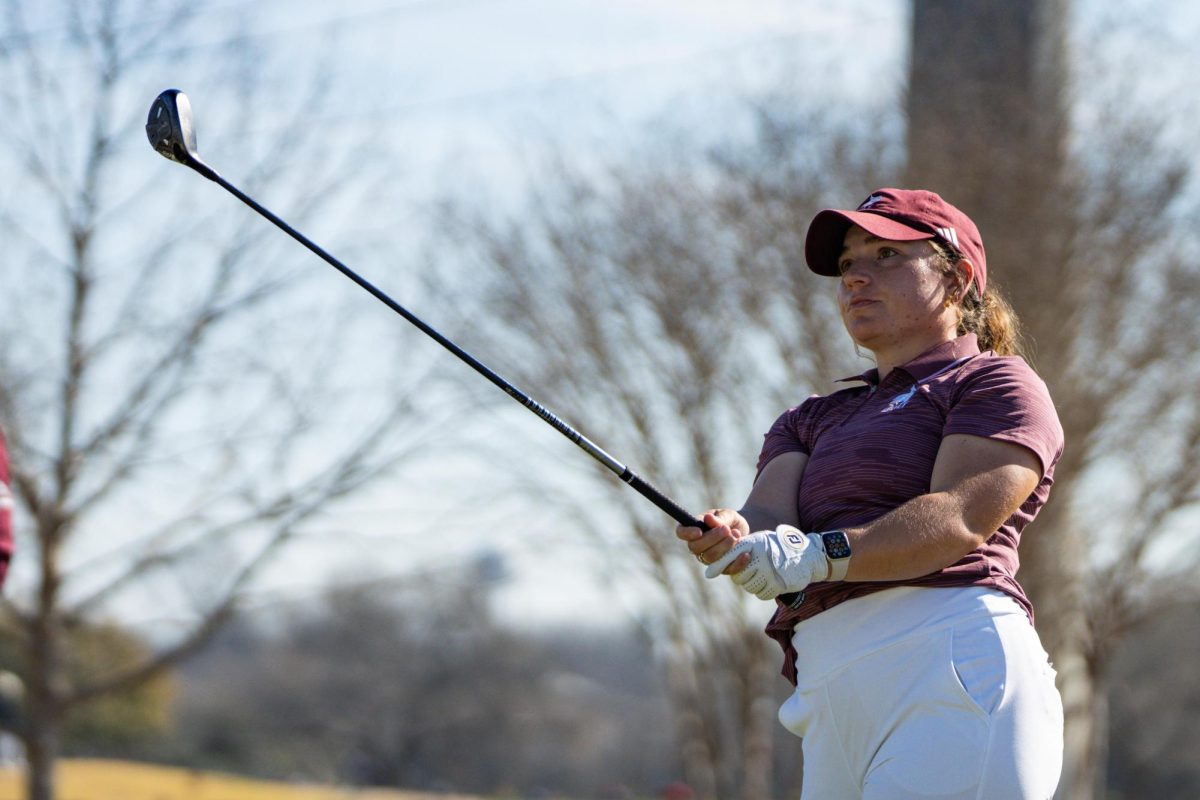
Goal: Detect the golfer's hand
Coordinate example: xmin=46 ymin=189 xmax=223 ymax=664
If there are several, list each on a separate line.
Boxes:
xmin=676 ymin=509 xmax=751 ymax=574
xmin=703 ymin=525 xmax=828 ymax=600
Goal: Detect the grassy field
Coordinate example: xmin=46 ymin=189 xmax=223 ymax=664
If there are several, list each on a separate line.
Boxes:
xmin=0 ymin=759 xmax=482 ymax=800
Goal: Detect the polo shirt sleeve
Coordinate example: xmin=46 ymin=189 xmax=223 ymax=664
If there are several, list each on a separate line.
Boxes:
xmin=944 ymin=358 xmax=1064 ymax=478
xmin=756 ymin=395 xmax=823 ymax=476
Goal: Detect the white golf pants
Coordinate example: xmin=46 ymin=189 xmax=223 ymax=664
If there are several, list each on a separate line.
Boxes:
xmin=779 ymin=586 xmax=1063 ymax=799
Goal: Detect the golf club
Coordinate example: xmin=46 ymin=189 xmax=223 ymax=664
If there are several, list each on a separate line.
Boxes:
xmin=146 ymin=89 xmax=708 ymax=532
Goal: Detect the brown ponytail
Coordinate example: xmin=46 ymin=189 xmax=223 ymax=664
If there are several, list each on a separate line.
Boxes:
xmin=931 ymin=242 xmax=1028 ymax=359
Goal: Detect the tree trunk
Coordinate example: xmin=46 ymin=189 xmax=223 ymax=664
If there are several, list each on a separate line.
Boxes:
xmin=1087 ymin=673 xmax=1109 ymax=800
xmin=1027 ymin=505 xmax=1094 ymax=800
xmin=25 ymin=596 xmax=63 ymax=800
xmin=738 ymin=635 xmax=778 ymax=800
xmin=664 ymin=623 xmax=719 ymax=800
xmin=23 ymin=709 xmax=59 ymax=800
xmin=23 ymin=505 xmax=66 ymax=800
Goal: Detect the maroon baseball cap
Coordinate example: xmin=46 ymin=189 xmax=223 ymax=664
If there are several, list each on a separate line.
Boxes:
xmin=804 ymin=188 xmax=987 ymax=296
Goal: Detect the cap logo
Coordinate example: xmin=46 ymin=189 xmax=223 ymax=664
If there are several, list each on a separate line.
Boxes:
xmin=858 ymin=194 xmax=886 ymax=210
xmin=936 ymin=226 xmax=960 ymax=248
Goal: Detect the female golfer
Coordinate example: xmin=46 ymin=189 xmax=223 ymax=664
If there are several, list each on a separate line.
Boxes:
xmin=678 ymin=188 xmax=1064 ymax=799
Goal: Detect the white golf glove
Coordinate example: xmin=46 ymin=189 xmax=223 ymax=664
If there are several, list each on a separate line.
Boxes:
xmin=703 ymin=525 xmax=828 ymax=600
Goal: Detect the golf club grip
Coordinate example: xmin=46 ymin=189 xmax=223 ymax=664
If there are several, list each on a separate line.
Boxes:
xmin=623 ymin=472 xmax=709 ymax=530
xmin=200 ymin=171 xmax=709 ymax=533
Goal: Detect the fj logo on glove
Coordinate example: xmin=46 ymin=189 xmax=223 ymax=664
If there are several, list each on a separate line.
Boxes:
xmin=784 ymin=532 xmax=806 ymax=548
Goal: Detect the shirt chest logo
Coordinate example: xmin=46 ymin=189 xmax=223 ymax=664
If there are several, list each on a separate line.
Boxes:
xmin=875 ymin=355 xmax=977 ymax=414
xmin=880 ymin=385 xmax=918 ymax=413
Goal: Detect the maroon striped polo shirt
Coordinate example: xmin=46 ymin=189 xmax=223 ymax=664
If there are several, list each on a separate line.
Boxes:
xmin=757 ymin=334 xmax=1064 ymax=684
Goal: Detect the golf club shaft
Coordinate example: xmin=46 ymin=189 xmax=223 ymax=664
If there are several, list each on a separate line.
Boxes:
xmin=199 ymin=169 xmax=707 ymax=531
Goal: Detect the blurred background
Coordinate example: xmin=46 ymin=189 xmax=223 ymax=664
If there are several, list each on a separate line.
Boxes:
xmin=0 ymin=1 xmax=1198 ymax=799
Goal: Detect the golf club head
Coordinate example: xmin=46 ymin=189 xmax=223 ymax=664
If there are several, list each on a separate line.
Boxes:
xmin=146 ymin=89 xmax=202 ymax=168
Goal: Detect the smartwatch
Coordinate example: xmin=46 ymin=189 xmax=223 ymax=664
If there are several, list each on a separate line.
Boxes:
xmin=820 ymin=530 xmax=852 ymax=581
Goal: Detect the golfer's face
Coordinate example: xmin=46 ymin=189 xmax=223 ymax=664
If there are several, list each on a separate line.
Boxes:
xmin=836 ymin=225 xmax=949 ymax=351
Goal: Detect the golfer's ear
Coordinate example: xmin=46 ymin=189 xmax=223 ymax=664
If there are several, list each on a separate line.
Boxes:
xmin=957 ymin=259 xmax=976 ymax=300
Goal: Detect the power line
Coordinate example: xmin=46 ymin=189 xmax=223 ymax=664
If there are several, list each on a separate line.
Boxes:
xmin=355 ymin=28 xmax=820 ymax=119
xmin=0 ymin=0 xmax=499 ymax=50
xmin=92 ymin=25 xmax=843 ymax=161
xmin=158 ymin=0 xmax=504 ymax=55
xmin=177 ymin=27 xmax=831 ymax=138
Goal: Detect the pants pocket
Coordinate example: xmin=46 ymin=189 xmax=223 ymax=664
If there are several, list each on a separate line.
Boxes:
xmin=950 ymin=618 xmax=1007 ymax=716
xmin=860 ymin=630 xmax=990 ymax=796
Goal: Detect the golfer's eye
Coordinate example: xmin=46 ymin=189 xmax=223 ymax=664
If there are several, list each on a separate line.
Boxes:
xmin=877 ymin=247 xmax=899 ymax=260
xmin=837 ymin=258 xmax=852 ymax=275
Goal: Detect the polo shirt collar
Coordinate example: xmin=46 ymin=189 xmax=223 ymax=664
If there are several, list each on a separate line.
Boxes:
xmin=837 ymin=334 xmax=982 ymax=387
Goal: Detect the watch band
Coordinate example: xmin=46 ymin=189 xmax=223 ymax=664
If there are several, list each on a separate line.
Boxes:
xmin=820 ymin=530 xmax=852 ymax=581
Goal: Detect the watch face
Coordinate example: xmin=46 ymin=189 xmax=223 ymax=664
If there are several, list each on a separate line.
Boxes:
xmin=822 ymin=531 xmax=851 ymax=559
